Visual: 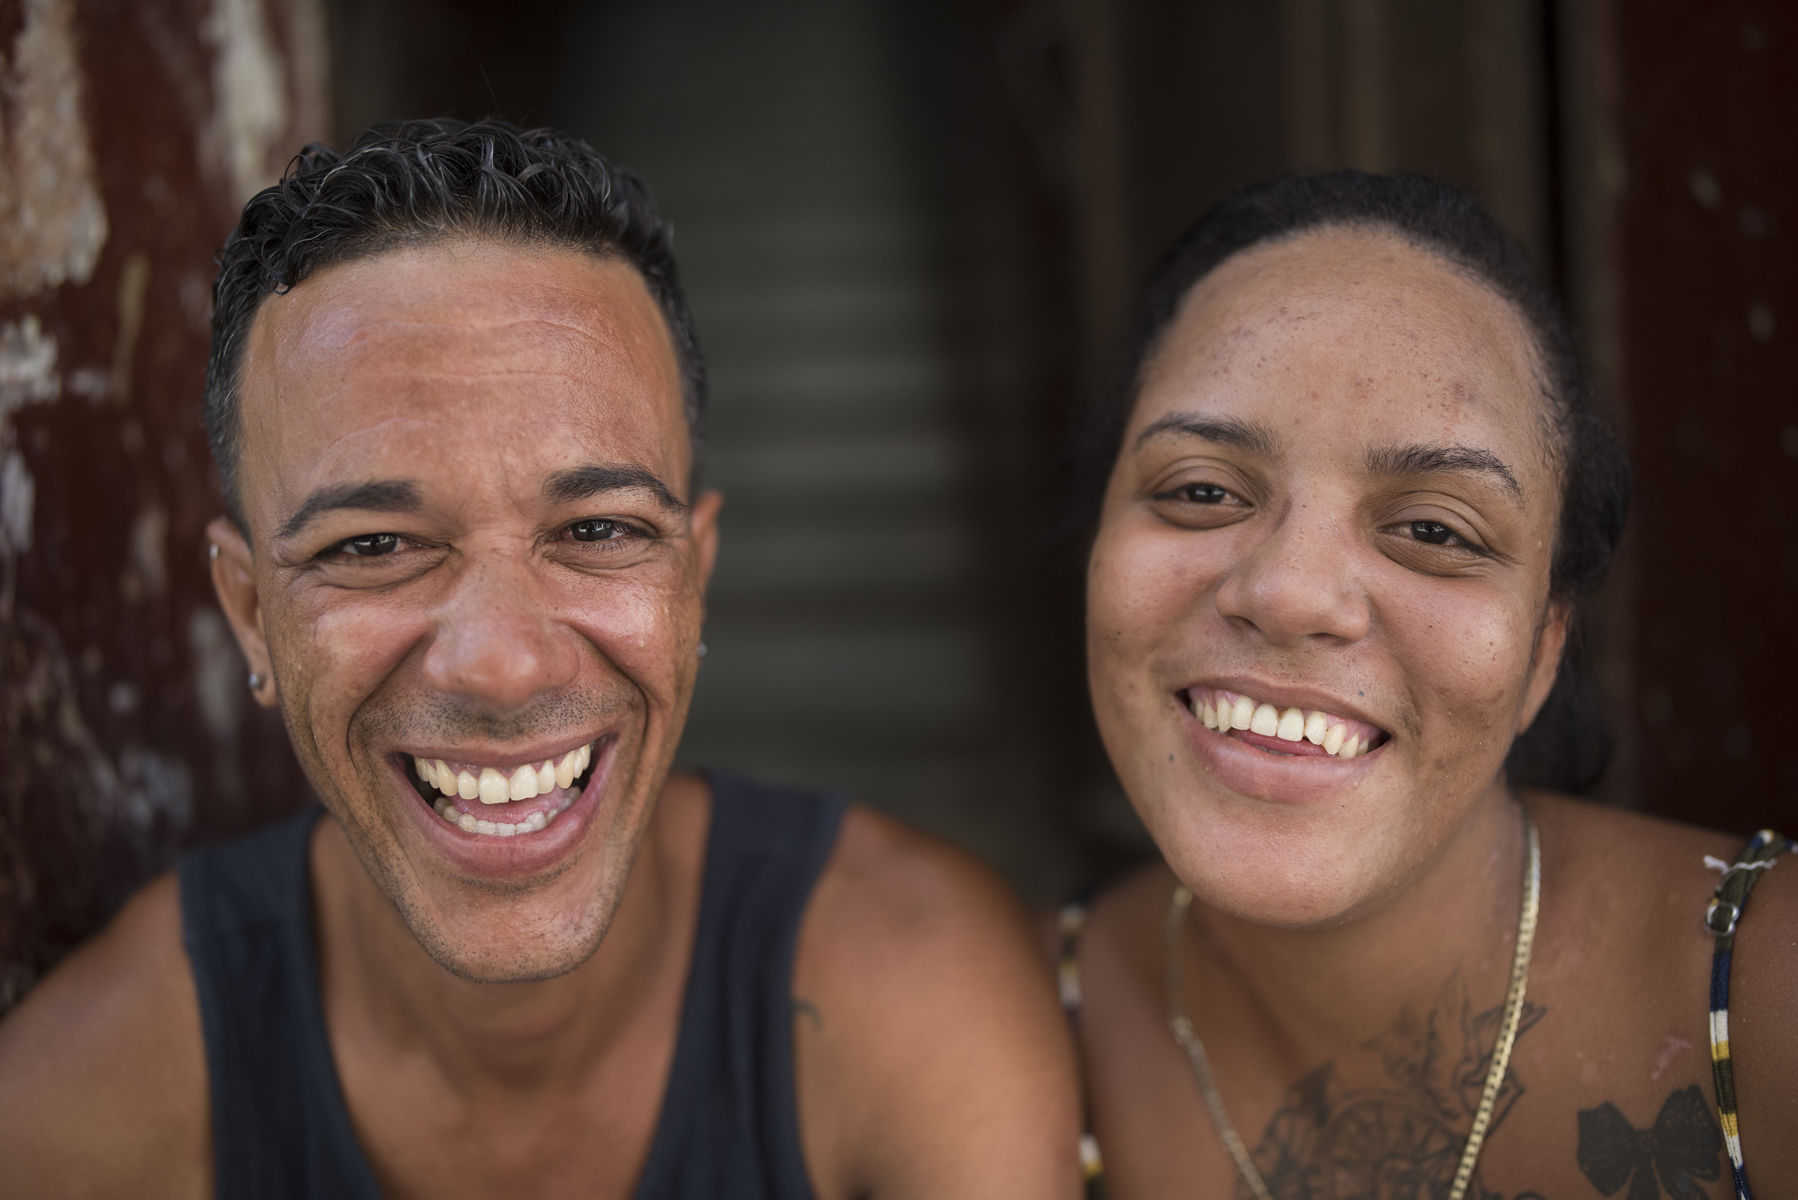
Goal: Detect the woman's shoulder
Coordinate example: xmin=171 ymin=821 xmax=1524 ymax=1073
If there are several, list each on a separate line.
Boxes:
xmin=1528 ymin=791 xmax=1798 ymax=1171
xmin=1526 ymin=790 xmax=1777 ymax=936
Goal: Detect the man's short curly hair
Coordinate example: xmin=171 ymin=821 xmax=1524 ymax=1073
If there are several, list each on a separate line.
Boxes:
xmin=204 ymin=118 xmax=705 ymax=528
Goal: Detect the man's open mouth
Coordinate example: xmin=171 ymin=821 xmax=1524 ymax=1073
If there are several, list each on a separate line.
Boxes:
xmin=404 ymin=741 xmax=602 ymax=837
xmin=1183 ymin=687 xmax=1389 ymax=759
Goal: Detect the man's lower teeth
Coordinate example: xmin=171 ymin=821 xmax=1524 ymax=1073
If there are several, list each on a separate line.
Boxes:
xmin=434 ymin=792 xmax=574 ymax=836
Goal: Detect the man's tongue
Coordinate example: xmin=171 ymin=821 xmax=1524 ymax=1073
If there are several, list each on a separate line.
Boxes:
xmin=441 ymin=785 xmax=578 ymax=823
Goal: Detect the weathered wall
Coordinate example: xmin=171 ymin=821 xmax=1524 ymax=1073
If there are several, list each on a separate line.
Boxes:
xmin=0 ymin=0 xmax=326 ymax=1013
xmin=1602 ymin=0 xmax=1798 ymax=833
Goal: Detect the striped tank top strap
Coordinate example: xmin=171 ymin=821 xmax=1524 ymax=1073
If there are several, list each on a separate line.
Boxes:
xmin=1703 ymin=827 xmax=1796 ymax=1200
xmin=1058 ymin=900 xmax=1107 ymax=1200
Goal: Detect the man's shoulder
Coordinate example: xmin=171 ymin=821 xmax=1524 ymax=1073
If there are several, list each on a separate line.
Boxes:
xmin=791 ymin=806 xmax=1082 ymax=1197
xmin=0 ymin=871 xmax=211 ymax=1198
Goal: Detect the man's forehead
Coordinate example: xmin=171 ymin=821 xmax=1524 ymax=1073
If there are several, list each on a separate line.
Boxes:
xmin=236 ymin=243 xmax=689 ymax=527
xmin=252 ymin=245 xmax=675 ymax=382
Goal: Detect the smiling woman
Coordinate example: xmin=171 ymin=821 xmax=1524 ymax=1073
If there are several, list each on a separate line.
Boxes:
xmin=1064 ymin=173 xmax=1798 ymax=1198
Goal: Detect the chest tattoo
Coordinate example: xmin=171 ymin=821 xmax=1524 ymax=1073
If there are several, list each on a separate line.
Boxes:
xmin=1235 ymin=968 xmax=1547 ymax=1200
xmin=1576 ymin=1086 xmax=1721 ymax=1200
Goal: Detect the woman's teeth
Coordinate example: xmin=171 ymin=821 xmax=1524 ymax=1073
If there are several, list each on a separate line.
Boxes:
xmin=1188 ymin=690 xmax=1383 ymax=759
xmin=413 ymin=743 xmax=591 ymax=803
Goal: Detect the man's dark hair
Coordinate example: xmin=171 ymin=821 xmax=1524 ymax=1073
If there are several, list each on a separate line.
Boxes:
xmin=204 ymin=118 xmax=705 ymax=528
xmin=1081 ymin=170 xmax=1633 ymax=794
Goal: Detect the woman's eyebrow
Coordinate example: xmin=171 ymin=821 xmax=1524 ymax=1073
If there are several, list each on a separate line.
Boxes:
xmin=1133 ymin=413 xmax=1278 ymax=455
xmin=1364 ymin=443 xmax=1523 ymax=500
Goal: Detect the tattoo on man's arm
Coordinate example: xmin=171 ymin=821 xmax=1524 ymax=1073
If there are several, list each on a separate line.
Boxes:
xmin=1576 ymin=1085 xmax=1721 ymax=1200
xmin=793 ymin=997 xmax=824 ymax=1031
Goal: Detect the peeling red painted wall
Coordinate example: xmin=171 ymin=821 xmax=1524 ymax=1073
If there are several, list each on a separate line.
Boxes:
xmin=0 ymin=0 xmax=326 ymax=1012
xmin=1607 ymin=1 xmax=1798 ymax=834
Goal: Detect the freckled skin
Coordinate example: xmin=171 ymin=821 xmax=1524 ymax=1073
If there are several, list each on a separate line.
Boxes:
xmin=1087 ymin=229 xmax=1564 ymax=927
xmin=226 ymin=245 xmax=710 ymax=982
xmin=0 ymin=241 xmax=1081 ymax=1199
xmin=1074 ymin=229 xmax=1798 ymax=1197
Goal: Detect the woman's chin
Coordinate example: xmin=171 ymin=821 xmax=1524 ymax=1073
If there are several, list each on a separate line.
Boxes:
xmin=1147 ymin=792 xmax=1422 ymax=931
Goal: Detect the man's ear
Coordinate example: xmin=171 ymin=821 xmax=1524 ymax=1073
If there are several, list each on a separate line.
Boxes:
xmin=691 ymin=488 xmax=724 ymax=596
xmin=207 ymin=516 xmax=277 ymax=708
xmin=1517 ymin=599 xmax=1572 ymax=735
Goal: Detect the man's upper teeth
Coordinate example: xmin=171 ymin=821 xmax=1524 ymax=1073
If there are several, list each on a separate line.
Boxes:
xmin=1190 ymin=690 xmax=1378 ymax=759
xmin=413 ymin=743 xmax=592 ymax=803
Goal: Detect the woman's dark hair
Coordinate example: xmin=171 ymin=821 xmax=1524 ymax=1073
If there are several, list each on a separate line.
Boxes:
xmin=1083 ymin=170 xmax=1632 ymax=793
xmin=204 ymin=118 xmax=705 ymax=528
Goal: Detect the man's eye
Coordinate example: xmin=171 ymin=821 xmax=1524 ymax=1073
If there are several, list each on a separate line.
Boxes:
xmin=342 ymin=533 xmax=400 ymax=557
xmin=571 ymin=519 xmax=626 ymax=542
xmin=1175 ymin=483 xmax=1230 ymax=504
xmin=1409 ymin=521 xmax=1456 ymax=545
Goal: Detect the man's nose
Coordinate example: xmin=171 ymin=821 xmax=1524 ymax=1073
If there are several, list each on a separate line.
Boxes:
xmin=422 ymin=556 xmax=580 ymax=710
xmin=1212 ymin=503 xmax=1371 ymax=647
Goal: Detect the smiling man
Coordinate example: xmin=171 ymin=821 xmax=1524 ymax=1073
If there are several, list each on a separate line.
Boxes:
xmin=0 ymin=121 xmax=1078 ymax=1199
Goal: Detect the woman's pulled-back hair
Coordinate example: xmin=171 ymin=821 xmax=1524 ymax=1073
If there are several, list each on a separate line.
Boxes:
xmin=1084 ymin=170 xmax=1632 ymax=794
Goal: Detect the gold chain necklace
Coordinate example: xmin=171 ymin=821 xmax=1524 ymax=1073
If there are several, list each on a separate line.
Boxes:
xmin=1165 ymin=805 xmax=1541 ymax=1200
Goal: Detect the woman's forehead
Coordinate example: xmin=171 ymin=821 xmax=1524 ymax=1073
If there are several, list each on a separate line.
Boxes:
xmin=1133 ymin=227 xmax=1554 ymax=470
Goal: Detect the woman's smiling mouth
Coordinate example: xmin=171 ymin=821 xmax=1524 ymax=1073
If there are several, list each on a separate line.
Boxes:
xmin=1182 ymin=686 xmax=1389 ymax=759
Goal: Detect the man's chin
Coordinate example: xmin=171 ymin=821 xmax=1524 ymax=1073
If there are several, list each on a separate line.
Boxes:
xmin=404 ymin=903 xmax=620 ymax=985
xmin=326 ymin=740 xmax=654 ymax=985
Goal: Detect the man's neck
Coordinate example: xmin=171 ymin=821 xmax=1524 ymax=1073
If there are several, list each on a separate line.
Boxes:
xmin=309 ymin=778 xmax=708 ymax=1093
xmin=1187 ymin=784 xmax=1527 ymax=1067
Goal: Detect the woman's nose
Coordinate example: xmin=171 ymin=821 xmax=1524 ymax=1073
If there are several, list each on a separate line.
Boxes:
xmin=1213 ymin=505 xmax=1371 ymax=647
xmin=421 ymin=557 xmax=580 ymax=710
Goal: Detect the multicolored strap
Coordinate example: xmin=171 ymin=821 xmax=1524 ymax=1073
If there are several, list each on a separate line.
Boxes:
xmin=1704 ymin=828 xmax=1795 ymax=1200
xmin=1059 ymin=902 xmax=1108 ymax=1199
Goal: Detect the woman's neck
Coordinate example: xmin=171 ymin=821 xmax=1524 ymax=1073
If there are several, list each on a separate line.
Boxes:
xmin=1184 ymin=781 xmax=1528 ymax=1067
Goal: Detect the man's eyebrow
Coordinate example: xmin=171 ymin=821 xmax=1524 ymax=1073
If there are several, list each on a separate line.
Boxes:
xmin=1133 ymin=413 xmax=1279 ymax=455
xmin=276 ymin=480 xmax=422 ymax=541
xmin=1365 ymin=443 xmax=1523 ymax=500
xmin=544 ymin=463 xmax=688 ymax=514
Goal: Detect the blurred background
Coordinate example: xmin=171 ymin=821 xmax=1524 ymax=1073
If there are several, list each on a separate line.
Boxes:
xmin=1 ymin=0 xmax=1793 ymax=1012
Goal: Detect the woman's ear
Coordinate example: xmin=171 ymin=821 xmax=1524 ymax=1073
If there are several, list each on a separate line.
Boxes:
xmin=1517 ymin=600 xmax=1572 ymax=735
xmin=207 ymin=516 xmax=277 ymax=708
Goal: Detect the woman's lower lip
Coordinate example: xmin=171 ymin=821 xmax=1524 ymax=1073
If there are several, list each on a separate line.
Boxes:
xmin=1183 ymin=708 xmax=1378 ymax=803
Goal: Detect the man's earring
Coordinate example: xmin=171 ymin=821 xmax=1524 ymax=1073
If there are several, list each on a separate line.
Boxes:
xmin=248 ymin=672 xmax=263 ymax=691
xmin=697 ymin=641 xmax=708 ymax=660
xmin=209 ymin=543 xmax=219 ymax=561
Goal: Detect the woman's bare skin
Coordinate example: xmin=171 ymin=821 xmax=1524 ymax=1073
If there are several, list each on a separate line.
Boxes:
xmin=1075 ymin=225 xmax=1796 ymax=1197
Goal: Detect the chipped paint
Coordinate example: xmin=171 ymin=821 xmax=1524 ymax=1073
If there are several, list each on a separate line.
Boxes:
xmin=0 ymin=316 xmax=59 ymax=564
xmin=128 ymin=503 xmax=169 ymax=597
xmin=188 ymin=606 xmax=244 ymax=742
xmin=108 ymin=251 xmax=151 ymax=403
xmin=0 ymin=314 xmax=60 ymax=420
xmin=0 ymin=0 xmax=330 ymax=1021
xmin=202 ymin=0 xmax=289 ymax=203
xmin=0 ymin=450 xmax=35 ymax=555
xmin=0 ymin=0 xmax=109 ymax=300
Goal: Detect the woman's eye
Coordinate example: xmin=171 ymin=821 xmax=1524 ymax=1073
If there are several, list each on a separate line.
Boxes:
xmin=341 ymin=533 xmax=400 ymax=557
xmin=571 ymin=519 xmax=627 ymax=542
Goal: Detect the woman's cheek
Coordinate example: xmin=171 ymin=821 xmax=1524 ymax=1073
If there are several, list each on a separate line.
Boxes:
xmin=1386 ymin=584 xmax=1538 ymax=737
xmin=1089 ymin=519 xmax=1220 ymax=661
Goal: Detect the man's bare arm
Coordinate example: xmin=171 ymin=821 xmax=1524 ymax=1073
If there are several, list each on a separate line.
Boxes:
xmin=793 ymin=808 xmax=1083 ymax=1200
xmin=0 ymin=873 xmax=211 ymax=1199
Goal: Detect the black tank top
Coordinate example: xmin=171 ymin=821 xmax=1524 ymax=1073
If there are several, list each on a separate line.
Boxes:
xmin=178 ymin=771 xmax=845 ymax=1199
